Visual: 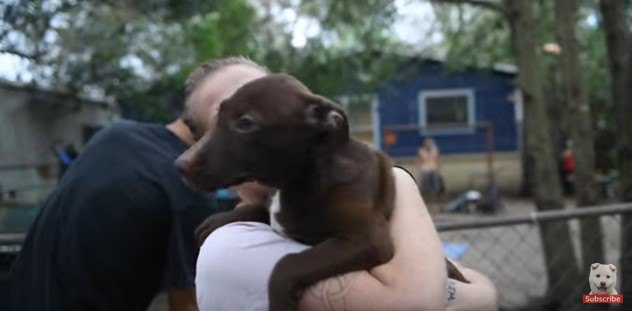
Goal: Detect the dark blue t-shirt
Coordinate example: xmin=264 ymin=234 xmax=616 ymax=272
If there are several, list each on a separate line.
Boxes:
xmin=9 ymin=121 xmax=214 ymax=311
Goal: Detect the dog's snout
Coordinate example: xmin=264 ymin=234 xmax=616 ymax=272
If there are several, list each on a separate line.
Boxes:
xmin=600 ymin=281 xmax=606 ymax=286
xmin=175 ymin=157 xmax=194 ymax=175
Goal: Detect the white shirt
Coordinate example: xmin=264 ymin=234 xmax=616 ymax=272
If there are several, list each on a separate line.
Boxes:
xmin=195 ymin=221 xmax=309 ymax=311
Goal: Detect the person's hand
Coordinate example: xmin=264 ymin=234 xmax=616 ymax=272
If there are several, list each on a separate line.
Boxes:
xmin=234 ymin=182 xmax=276 ymax=208
xmin=195 ymin=182 xmax=275 ymax=247
xmin=446 ymin=260 xmax=498 ymax=311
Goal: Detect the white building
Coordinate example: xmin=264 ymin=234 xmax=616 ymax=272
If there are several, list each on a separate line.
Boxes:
xmin=0 ymin=79 xmax=120 ymax=205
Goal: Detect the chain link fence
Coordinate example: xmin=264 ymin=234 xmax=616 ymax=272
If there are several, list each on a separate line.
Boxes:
xmin=436 ymin=203 xmax=632 ymax=310
xmin=3 ymin=199 xmax=632 ymax=310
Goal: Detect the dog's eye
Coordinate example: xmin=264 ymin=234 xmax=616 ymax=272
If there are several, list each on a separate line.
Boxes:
xmin=597 ymin=274 xmax=601 ymax=278
xmin=607 ymin=275 xmax=611 ymax=279
xmin=232 ymin=115 xmax=259 ymax=133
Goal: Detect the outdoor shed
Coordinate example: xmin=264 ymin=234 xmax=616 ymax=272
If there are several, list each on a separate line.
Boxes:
xmin=0 ymin=79 xmax=120 ymax=205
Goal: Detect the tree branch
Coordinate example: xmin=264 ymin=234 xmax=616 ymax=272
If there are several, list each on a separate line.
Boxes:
xmin=0 ymin=29 xmax=10 ymax=42
xmin=430 ymin=0 xmax=506 ymax=15
xmin=0 ymin=48 xmax=36 ymax=60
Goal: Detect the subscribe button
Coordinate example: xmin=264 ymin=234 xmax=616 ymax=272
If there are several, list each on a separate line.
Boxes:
xmin=583 ymin=294 xmax=624 ymax=304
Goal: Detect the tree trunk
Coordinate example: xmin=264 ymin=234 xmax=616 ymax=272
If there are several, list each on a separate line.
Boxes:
xmin=505 ymin=0 xmax=581 ymax=306
xmin=555 ymin=0 xmax=605 ymax=275
xmin=599 ymin=0 xmax=632 ymax=299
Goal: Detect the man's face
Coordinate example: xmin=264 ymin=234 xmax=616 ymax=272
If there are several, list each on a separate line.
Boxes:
xmin=188 ymin=64 xmax=267 ymax=138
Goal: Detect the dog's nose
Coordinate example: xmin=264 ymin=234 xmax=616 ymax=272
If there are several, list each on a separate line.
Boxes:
xmin=175 ymin=158 xmax=194 ymax=175
xmin=600 ymin=281 xmax=606 ymax=286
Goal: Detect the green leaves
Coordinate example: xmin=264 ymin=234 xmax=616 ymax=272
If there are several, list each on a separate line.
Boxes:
xmin=184 ymin=0 xmax=255 ymax=63
xmin=0 ymin=0 xmax=403 ymax=120
xmin=433 ymin=3 xmax=512 ymax=70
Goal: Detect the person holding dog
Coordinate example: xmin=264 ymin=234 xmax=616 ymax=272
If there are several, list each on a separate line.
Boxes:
xmin=9 ymin=57 xmax=269 ymax=311
xmin=176 ymin=59 xmax=498 ymax=310
xmin=196 ymin=167 xmax=498 ymax=311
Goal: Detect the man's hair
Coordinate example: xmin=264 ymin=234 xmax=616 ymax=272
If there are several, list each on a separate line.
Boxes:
xmin=182 ymin=56 xmax=269 ymax=137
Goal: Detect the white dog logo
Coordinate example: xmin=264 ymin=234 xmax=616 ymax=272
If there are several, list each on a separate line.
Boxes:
xmin=589 ymin=263 xmax=618 ymax=295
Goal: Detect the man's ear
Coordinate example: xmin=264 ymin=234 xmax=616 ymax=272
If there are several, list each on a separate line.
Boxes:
xmin=305 ymin=95 xmax=348 ymax=132
xmin=591 ymin=263 xmax=600 ymax=270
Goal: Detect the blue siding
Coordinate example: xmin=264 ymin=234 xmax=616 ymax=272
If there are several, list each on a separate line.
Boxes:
xmin=377 ymin=62 xmax=518 ymax=156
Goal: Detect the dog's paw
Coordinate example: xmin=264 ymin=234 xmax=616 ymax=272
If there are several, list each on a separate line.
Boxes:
xmin=268 ymin=295 xmax=299 ymax=311
xmin=194 ymin=212 xmax=237 ymax=246
xmin=268 ymin=288 xmax=300 ymax=311
xmin=268 ymin=274 xmax=301 ymax=311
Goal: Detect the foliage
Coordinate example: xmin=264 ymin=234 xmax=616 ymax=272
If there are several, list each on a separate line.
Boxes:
xmin=255 ymin=0 xmax=406 ymax=97
xmin=1 ymin=0 xmax=409 ymax=121
xmin=432 ymin=4 xmax=512 ymax=69
xmin=3 ymin=0 xmax=623 ymax=123
xmin=432 ymin=0 xmax=618 ymax=135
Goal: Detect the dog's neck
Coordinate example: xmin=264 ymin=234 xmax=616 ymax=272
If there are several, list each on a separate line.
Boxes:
xmin=283 ymin=140 xmax=352 ymax=189
xmin=314 ymin=130 xmax=349 ymax=153
xmin=265 ymin=133 xmax=350 ymax=192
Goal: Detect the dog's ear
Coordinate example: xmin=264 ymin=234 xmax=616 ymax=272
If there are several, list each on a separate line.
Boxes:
xmin=610 ymin=264 xmax=617 ymax=272
xmin=305 ymin=95 xmax=348 ymax=132
xmin=591 ymin=263 xmax=600 ymax=270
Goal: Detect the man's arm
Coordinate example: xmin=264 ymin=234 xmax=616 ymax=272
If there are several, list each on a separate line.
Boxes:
xmin=445 ymin=264 xmax=498 ymax=311
xmin=299 ymin=167 xmax=447 ymax=311
xmin=168 ymin=289 xmax=198 ymax=311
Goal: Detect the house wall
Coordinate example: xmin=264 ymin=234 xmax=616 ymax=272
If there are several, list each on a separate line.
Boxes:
xmin=377 ymin=61 xmax=519 ymax=157
xmin=393 ymin=152 xmax=522 ymax=195
xmin=0 ymin=85 xmax=119 ymax=205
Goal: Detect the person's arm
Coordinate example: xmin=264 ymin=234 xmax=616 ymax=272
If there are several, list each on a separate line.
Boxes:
xmin=299 ymin=167 xmax=447 ymax=311
xmin=165 ymin=182 xmax=217 ymax=311
xmin=168 ymin=289 xmax=198 ymax=311
xmin=445 ymin=262 xmax=498 ymax=311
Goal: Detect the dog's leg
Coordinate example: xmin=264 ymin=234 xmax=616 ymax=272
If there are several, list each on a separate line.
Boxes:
xmin=195 ymin=204 xmax=269 ymax=247
xmin=268 ymin=213 xmax=393 ymax=311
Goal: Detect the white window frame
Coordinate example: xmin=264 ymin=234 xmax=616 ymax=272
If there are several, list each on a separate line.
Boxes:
xmin=418 ymin=88 xmax=476 ymax=135
xmin=337 ymin=94 xmax=381 ymax=149
xmin=337 ymin=94 xmax=377 ymax=133
xmin=371 ymin=97 xmax=381 ymax=150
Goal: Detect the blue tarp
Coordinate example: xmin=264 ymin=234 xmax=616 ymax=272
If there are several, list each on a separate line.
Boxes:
xmin=442 ymin=242 xmax=469 ymax=260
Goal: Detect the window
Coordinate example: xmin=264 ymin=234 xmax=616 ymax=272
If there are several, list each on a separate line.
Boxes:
xmin=419 ymin=89 xmax=475 ymax=134
xmin=337 ymin=94 xmax=377 ymax=133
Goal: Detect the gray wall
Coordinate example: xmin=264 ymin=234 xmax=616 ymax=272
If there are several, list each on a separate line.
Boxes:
xmin=0 ymin=84 xmax=120 ymax=205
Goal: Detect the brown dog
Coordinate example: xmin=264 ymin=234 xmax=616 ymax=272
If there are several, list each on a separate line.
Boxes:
xmin=176 ymin=74 xmax=467 ymax=310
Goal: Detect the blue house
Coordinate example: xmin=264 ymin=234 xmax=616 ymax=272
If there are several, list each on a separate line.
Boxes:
xmin=366 ymin=59 xmax=522 ymax=157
